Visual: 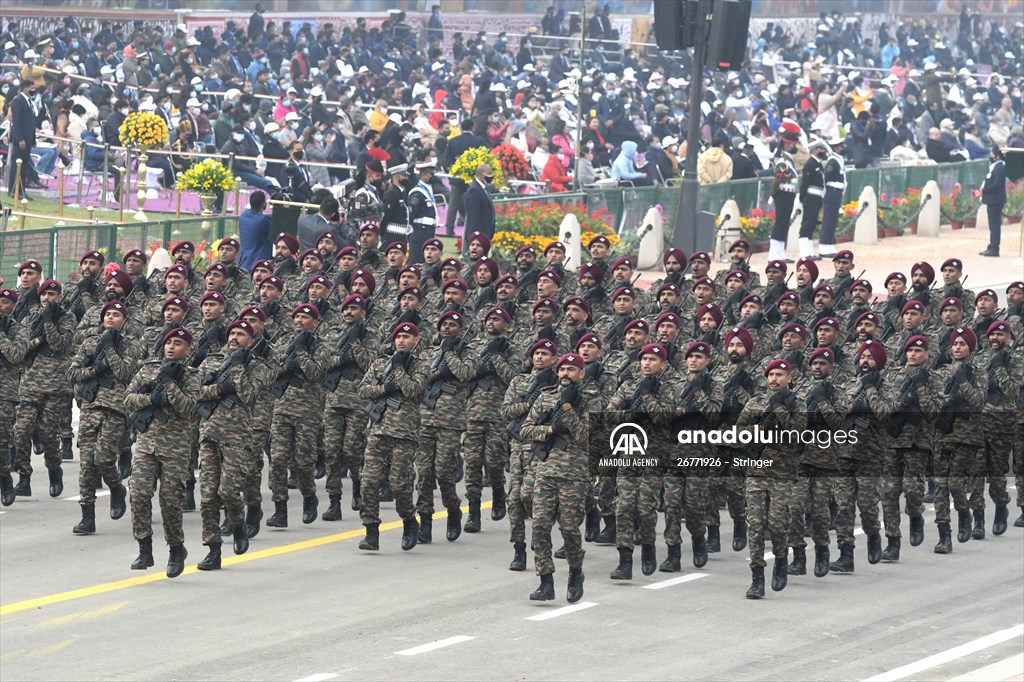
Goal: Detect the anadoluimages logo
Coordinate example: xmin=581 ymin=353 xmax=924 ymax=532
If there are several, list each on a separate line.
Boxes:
xmin=609 ymin=422 xmax=648 ymax=457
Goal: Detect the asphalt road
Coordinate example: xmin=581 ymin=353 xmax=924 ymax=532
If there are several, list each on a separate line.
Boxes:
xmin=1 ymin=454 xmax=1022 ymax=682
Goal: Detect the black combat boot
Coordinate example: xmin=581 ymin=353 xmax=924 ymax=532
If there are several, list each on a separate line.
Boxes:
xmin=417 ymin=514 xmax=432 ymax=544
xmin=60 ymin=437 xmax=73 ymax=461
xmin=732 ymin=518 xmax=748 ymax=551
xmin=1015 ymin=508 xmax=1024 ymax=527
xmin=707 ymin=525 xmax=721 ymax=553
xmin=245 ymin=505 xmax=263 ymax=538
xmin=993 ymin=505 xmax=1009 ymax=535
xmin=401 ymin=517 xmax=420 ymax=551
xmin=746 ymin=565 xmax=765 ymax=599
xmin=530 ymin=573 xmax=555 ymax=601
xmin=220 ymin=515 xmax=233 ymax=535
xmin=13 ymin=473 xmax=30 ymax=497
xmin=131 ymin=536 xmax=154 ymax=570
xmin=909 ymin=516 xmax=925 ymax=546
xmin=287 ymin=471 xmax=298 ymax=489
xmin=813 ymin=544 xmax=830 ymax=577
xmin=232 ymin=520 xmax=249 ymax=555
xmin=866 ymin=533 xmax=882 ymax=564
xmin=48 ymin=466 xmax=63 ymax=497
xmin=379 ymin=480 xmax=394 ymax=502
xmin=957 ymin=509 xmax=973 ymax=543
xmin=829 ymin=544 xmax=854 ymax=573
xmin=972 ymin=509 xmax=985 ymax=540
xmin=491 ymin=486 xmax=507 ymax=521
xmin=691 ymin=533 xmax=708 ymax=568
xmin=640 ymin=543 xmax=657 ymax=576
xmin=584 ymin=507 xmax=601 ymax=542
xmin=302 ymin=495 xmax=318 ymax=524
xmin=446 ymin=506 xmax=463 ymax=541
xmin=266 ymin=500 xmax=288 ymax=528
xmin=73 ymin=504 xmax=96 ymax=535
xmin=32 ymin=432 xmax=44 ymax=455
xmin=610 ymin=547 xmax=633 ymax=580
xmin=881 ymin=536 xmax=901 ymax=562
xmin=0 ymin=473 xmax=13 ymax=506
xmin=118 ymin=448 xmax=132 ymax=480
xmin=788 ymin=546 xmax=806 ymax=575
xmin=183 ymin=481 xmax=196 ymax=511
xmin=350 ymin=480 xmax=362 ymax=511
xmin=197 ymin=544 xmax=222 ymax=571
xmin=771 ymin=557 xmax=788 ymax=592
xmin=595 ymin=515 xmax=616 ymax=545
xmin=464 ymin=500 xmax=481 ymax=533
xmin=658 ymin=544 xmax=681 ymax=572
xmin=566 ymin=568 xmax=585 ymax=603
xmin=509 ymin=541 xmax=527 ymax=571
xmin=322 ymin=494 xmax=342 ymax=521
xmin=314 ymin=451 xmax=326 ymax=480
xmin=166 ymin=544 xmax=188 ymax=578
xmin=923 ymin=480 xmax=936 ymax=503
xmin=554 ymin=546 xmax=566 ymax=559
xmin=359 ymin=523 xmax=380 ymax=551
xmin=934 ymin=522 xmax=953 ymax=554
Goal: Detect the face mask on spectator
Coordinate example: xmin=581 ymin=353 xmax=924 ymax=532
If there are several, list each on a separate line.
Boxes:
xmin=195 ymin=84 xmax=203 ymax=92
xmin=72 ymin=55 xmax=80 ymax=63
xmin=190 ymin=107 xmax=200 ymax=116
xmin=247 ymin=120 xmax=256 ymax=131
xmin=272 ymin=131 xmax=282 ymax=140
xmin=119 ymin=107 xmax=129 ymax=115
xmin=283 ymin=98 xmax=292 ymax=107
xmin=232 ymin=132 xmax=244 ymax=142
xmin=92 ymin=126 xmax=101 ymax=135
xmin=314 ymin=133 xmax=324 ymax=143
xmin=291 ymin=121 xmax=300 ymax=130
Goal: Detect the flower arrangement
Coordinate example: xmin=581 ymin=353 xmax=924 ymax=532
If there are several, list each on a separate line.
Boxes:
xmin=492 ymin=230 xmax=622 ymax=261
xmin=837 ymin=199 xmax=862 ymax=236
xmin=738 ymin=206 xmax=775 ymax=243
xmin=940 ymin=183 xmax=981 ymax=221
xmin=492 ymin=143 xmax=530 ymax=180
xmin=119 ymin=111 xmax=169 ymax=148
xmin=450 ymin=146 xmax=505 ymax=187
xmin=177 ymin=159 xmax=235 ymax=194
xmin=1005 ymin=181 xmax=1024 ymax=220
xmin=494 ymin=201 xmax=614 ymax=237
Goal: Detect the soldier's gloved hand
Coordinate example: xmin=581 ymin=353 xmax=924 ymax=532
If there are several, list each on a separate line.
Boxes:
xmin=397 ymin=309 xmax=420 ymax=325
xmin=350 ymin=321 xmax=366 ymax=339
xmin=990 ymin=349 xmax=1009 ymax=368
xmin=441 ymin=336 xmax=459 ymax=352
xmin=954 ymin=363 xmax=970 ymax=382
xmin=384 ymin=379 xmax=401 ymax=395
xmin=262 ymin=300 xmax=280 ymax=318
xmin=233 ymin=346 xmax=251 ymax=365
xmin=636 ymin=375 xmax=659 ymax=396
xmin=77 ymin=277 xmax=93 ymax=293
xmin=861 ymin=370 xmax=881 ymax=388
xmin=550 ymin=418 xmax=570 ymax=436
xmin=392 ymin=351 xmax=410 ymax=368
xmin=40 ymin=302 xmax=55 ymax=323
xmin=157 ymin=362 xmax=176 ymax=383
xmin=485 ymin=336 xmax=508 ymax=354
xmin=94 ymin=352 xmax=110 ymax=375
xmin=134 ymin=276 xmax=150 ymax=295
xmin=536 ymin=324 xmax=556 ymax=341
xmin=559 ymin=382 xmax=581 ymax=406
xmin=537 ymin=367 xmax=556 ymax=386
xmin=476 ymin=357 xmax=494 ymax=375
xmin=286 ymin=355 xmax=301 ymax=372
xmin=217 ymin=372 xmax=235 ymax=396
xmin=0 ymin=316 xmax=10 ymax=335
xmin=767 ymin=390 xmax=786 ymax=412
xmin=149 ymin=384 xmax=168 ymax=407
xmin=226 ymin=265 xmax=238 ymax=280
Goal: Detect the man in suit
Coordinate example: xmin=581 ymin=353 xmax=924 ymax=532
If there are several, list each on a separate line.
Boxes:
xmin=298 ymin=195 xmax=342 ymax=253
xmin=238 ymin=191 xmax=272 ymax=270
xmin=7 ymin=84 xmax=44 ymax=195
xmin=442 ymin=121 xmax=486 ymax=236
xmin=464 ymin=164 xmax=495 ymax=257
xmin=980 ymin=146 xmax=1006 ymax=258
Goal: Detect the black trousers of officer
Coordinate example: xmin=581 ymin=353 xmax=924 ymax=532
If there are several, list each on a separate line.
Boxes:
xmin=800 ymin=195 xmax=821 ymax=239
xmin=771 ymin=192 xmax=796 ymax=242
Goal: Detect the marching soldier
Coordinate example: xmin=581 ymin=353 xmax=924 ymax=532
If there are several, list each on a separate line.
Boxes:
xmin=0 ymin=289 xmax=27 ymax=506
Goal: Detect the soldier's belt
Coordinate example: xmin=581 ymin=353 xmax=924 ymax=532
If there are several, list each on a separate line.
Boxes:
xmin=414 ymin=217 xmax=436 ymax=226
xmin=778 ymin=184 xmax=796 ymax=192
xmin=826 ymin=181 xmax=846 ymax=189
xmin=806 ymin=187 xmax=824 ymax=197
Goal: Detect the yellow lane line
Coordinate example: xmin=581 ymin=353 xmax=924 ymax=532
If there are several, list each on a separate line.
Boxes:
xmin=0 ymin=638 xmax=74 ymax=662
xmin=0 ymin=502 xmax=491 ymax=617
xmin=38 ymin=600 xmax=130 ymax=628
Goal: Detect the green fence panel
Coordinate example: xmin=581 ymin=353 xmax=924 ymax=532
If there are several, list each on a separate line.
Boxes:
xmin=906 ymin=165 xmax=938 ymax=191
xmin=53 ymin=224 xmax=117 ymax=283
xmin=958 ymin=160 xmax=989 ymax=191
xmin=879 ymin=166 xmax=909 ymax=199
xmin=844 ymin=168 xmax=879 ymax=204
xmin=0 ymin=228 xmax=56 ymax=280
xmin=936 ymin=164 xmax=961 ymax=196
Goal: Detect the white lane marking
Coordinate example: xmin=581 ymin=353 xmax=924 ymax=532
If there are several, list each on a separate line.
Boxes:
xmin=950 ymin=652 xmax=1024 ymax=682
xmin=293 ymin=675 xmax=339 ymax=682
xmin=525 ymin=602 xmax=598 ymax=621
xmin=65 ymin=491 xmax=111 ymax=502
xmin=642 ymin=573 xmax=709 ymax=590
xmin=395 ymin=635 xmax=475 ymax=656
xmin=862 ymin=624 xmax=1024 ymax=682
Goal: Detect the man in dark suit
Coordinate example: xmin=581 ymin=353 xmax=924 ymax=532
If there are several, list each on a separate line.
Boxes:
xmin=298 ymin=195 xmax=342 ymax=253
xmin=7 ymin=84 xmax=44 ymax=195
xmin=463 ymin=163 xmax=495 ymax=256
xmin=980 ymin=146 xmax=1006 ymax=257
xmin=239 ymin=191 xmax=272 ymax=270
xmin=442 ymin=121 xmax=486 ymax=236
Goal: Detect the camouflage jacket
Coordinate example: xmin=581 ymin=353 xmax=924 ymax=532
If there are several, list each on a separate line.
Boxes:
xmin=323 ymin=320 xmax=382 ymax=410
xmin=0 ymin=315 xmax=27 ymax=403
xmin=66 ymin=330 xmax=144 ymax=415
xmin=930 ymin=356 xmax=989 ymax=445
xmin=272 ymin=332 xmax=329 ymax=418
xmin=20 ymin=305 xmax=76 ymax=397
xmin=419 ymin=336 xmax=474 ymax=429
xmin=520 ymin=383 xmax=597 ymax=482
xmin=123 ymin=360 xmax=201 ymax=451
xmin=501 ymin=367 xmax=559 ymax=443
xmin=358 ymin=353 xmax=429 ymax=440
xmin=464 ymin=333 xmax=519 ymax=422
xmin=736 ymin=389 xmax=807 ymax=477
xmin=196 ymin=347 xmax=271 ymax=444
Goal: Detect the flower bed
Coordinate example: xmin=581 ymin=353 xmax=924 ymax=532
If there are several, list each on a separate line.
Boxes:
xmin=491 ymin=202 xmax=618 ymax=261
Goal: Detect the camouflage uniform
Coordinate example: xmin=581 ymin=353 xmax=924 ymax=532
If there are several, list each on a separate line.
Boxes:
xmin=972 ymin=346 xmax=1021 ymax=518
xmin=357 ymin=352 xmax=429 ymax=526
xmin=520 ymin=384 xmax=597 ymax=576
xmin=793 ymin=375 xmax=844 ymax=551
xmin=66 ymin=330 xmax=143 ymax=505
xmin=463 ymin=334 xmax=518 ymax=508
xmin=0 ymin=315 xmax=27 ymax=481
xmin=243 ymin=337 xmax=277 ymax=507
xmin=124 ymin=361 xmax=201 ymax=545
xmin=834 ymin=372 xmax=888 ymax=548
xmin=931 ymin=357 xmax=988 ymax=526
xmin=710 ymin=358 xmax=761 ymax=533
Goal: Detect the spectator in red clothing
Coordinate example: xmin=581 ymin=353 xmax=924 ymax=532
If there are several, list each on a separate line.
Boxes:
xmin=541 ymin=144 xmax=573 ymax=192
xmin=487 ymin=111 xmax=511 ymax=147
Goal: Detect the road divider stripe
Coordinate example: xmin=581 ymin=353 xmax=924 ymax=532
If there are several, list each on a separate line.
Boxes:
xmin=862 ymin=624 xmax=1024 ymax=682
xmin=293 ymin=674 xmax=339 ymax=682
xmin=395 ymin=635 xmax=475 ymax=656
xmin=525 ymin=602 xmax=598 ymax=621
xmin=65 ymin=491 xmax=111 ymax=502
xmin=642 ymin=573 xmax=708 ymax=590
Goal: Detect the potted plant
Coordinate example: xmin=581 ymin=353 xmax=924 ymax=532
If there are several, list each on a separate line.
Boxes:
xmin=177 ymin=159 xmax=236 ymax=215
xmin=1003 ymin=181 xmax=1024 ymax=225
xmin=491 ymin=202 xmax=617 ymax=261
xmin=450 ymin=146 xmax=506 ymax=190
xmin=118 ymin=111 xmax=169 ymax=220
xmin=492 ymin=143 xmax=530 ymax=181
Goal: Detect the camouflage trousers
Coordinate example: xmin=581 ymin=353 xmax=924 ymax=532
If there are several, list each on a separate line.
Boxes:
xmin=970 ymin=431 xmax=1014 ymax=512
xmin=933 ymin=442 xmax=980 ymax=524
xmin=76 ymin=407 xmax=125 ymax=505
xmin=706 ymin=452 xmax=746 ymax=526
xmin=59 ymin=392 xmax=73 ymax=440
xmin=130 ymin=447 xmax=188 ymax=546
xmin=13 ymin=397 xmax=62 ymax=475
xmin=416 ymin=425 xmax=462 ymax=517
xmin=199 ymin=439 xmax=249 ymax=546
xmin=1016 ymin=415 xmax=1024 ymax=508
xmin=360 ymin=433 xmax=417 ymax=526
xmin=787 ymin=465 xmax=835 ymax=549
xmin=745 ymin=476 xmax=795 ymax=568
xmin=0 ymin=404 xmax=14 ymax=477
xmin=507 ymin=441 xmax=533 ymax=544
xmin=187 ymin=415 xmax=200 ymax=486
xmin=835 ymin=459 xmax=882 ymax=546
xmin=596 ymin=474 xmax=616 ymax=516
xmin=532 ymin=475 xmax=587 ymax=576
xmin=663 ymin=474 xmax=709 ymax=544
xmin=614 ymin=474 xmax=659 ymax=550
xmin=269 ymin=411 xmax=318 ymax=502
xmin=323 ymin=406 xmax=367 ymax=496
xmin=242 ymin=446 xmax=265 ymax=508
xmin=463 ymin=420 xmax=507 ymax=503
xmin=881 ymin=447 xmax=928 ymax=537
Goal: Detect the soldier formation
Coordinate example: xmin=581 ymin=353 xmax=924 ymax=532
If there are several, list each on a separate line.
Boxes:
xmin=0 ymin=232 xmax=1022 ymax=601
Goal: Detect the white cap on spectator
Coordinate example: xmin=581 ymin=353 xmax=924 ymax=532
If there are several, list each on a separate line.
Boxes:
xmin=924 ymin=62 xmax=936 ymax=71
xmin=972 ymin=93 xmax=986 ymax=101
xmin=568 ymin=68 xmax=581 ymax=79
xmin=339 ymin=63 xmax=354 ymax=79
xmin=186 ymin=97 xmax=201 ymax=107
xmin=225 ymin=88 xmax=241 ymax=100
xmin=966 ymin=59 xmax=975 ymax=65
xmin=431 ymin=61 xmax=444 ymax=72
xmin=388 ymin=112 xmax=403 ymax=124
xmin=662 ymin=136 xmax=679 ymax=148
xmin=667 ymin=77 xmax=687 ymax=88
xmin=286 ymin=85 xmax=298 ymax=94
xmin=264 ymin=122 xmax=280 ymax=134
xmin=24 ymin=49 xmax=38 ymax=58
xmin=517 ymin=80 xmax=529 ymax=90
xmin=849 ymin=70 xmax=860 ymax=80
xmin=384 ymin=61 xmax=397 ymax=71
xmin=100 ymin=65 xmax=115 ymax=76
xmin=191 ymin=76 xmax=203 ymax=85
xmin=940 ymin=118 xmax=953 ymax=129
xmin=412 ymin=82 xmax=430 ymax=99
xmin=62 ymin=65 xmax=77 ymax=74
xmin=906 ymin=38 xmax=918 ymax=46
xmin=958 ymin=67 xmax=970 ymax=76
xmin=524 ymin=63 xmax=536 ymax=72
xmin=935 ymin=41 xmax=946 ymax=49
xmin=139 ymin=100 xmax=156 ymax=112
xmin=4 ymin=41 xmax=15 ymax=50
xmin=908 ymin=69 xmax=921 ymax=77
xmin=649 ymin=72 xmax=663 ymax=81
xmin=646 ymin=81 xmax=661 ymax=91
xmin=491 ymin=82 xmax=508 ymax=92
xmin=1005 ymin=51 xmax=1014 ymax=59
xmin=176 ymin=23 xmax=187 ymax=32
xmin=358 ymin=65 xmax=369 ymax=74
xmin=285 ymin=112 xmax=301 ymax=122
xmin=966 ymin=77 xmax=977 ymax=86
xmin=187 ymin=37 xmax=200 ymax=46
xmin=310 ymin=86 xmax=323 ymax=97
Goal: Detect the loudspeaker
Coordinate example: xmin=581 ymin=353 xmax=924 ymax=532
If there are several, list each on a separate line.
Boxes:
xmin=706 ymin=0 xmax=751 ymax=71
xmin=654 ymin=0 xmax=685 ymax=51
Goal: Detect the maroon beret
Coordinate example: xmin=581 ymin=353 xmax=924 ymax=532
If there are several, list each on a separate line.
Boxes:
xmin=532 ymin=297 xmax=558 ymax=312
xmin=739 ymin=293 xmax=763 ymax=308
xmin=226 ymin=319 xmax=254 ymax=337
xmin=655 ymin=311 xmax=681 ymax=328
xmin=164 ymin=264 xmax=189 ymax=279
xmin=442 ymin=278 xmax=469 ymax=293
xmin=162 ymin=295 xmax=188 ymax=312
xmin=292 ymin=303 xmax=320 ymax=320
xmin=441 ymin=257 xmax=463 ymax=271
xmin=689 ymin=251 xmax=712 ymax=264
xmin=611 ymin=256 xmax=634 ymax=271
xmin=37 ymin=279 xmax=62 ymax=296
xmin=220 ymin=237 xmax=240 ymax=250
xmin=657 ymin=282 xmax=681 ymax=296
xmin=101 ymin=299 xmax=128 ymax=318
xmin=685 ymin=341 xmax=712 ymax=357
xmin=725 ymin=268 xmax=749 ymax=283
xmin=575 ymin=332 xmax=602 ymax=350
xmin=391 ymin=321 xmax=419 ymax=339
xmin=692 ymin=276 xmax=716 ymax=292
xmin=0 ymin=288 xmax=18 ymax=303
xmin=612 ymin=286 xmax=637 ymax=300
xmin=763 ymin=358 xmax=794 ymax=376
xmin=538 ymin=269 xmax=562 ymax=286
xmin=205 ymin=263 xmax=228 ymax=277
xmin=544 ymin=240 xmax=566 ymax=254
xmin=259 ymin=275 xmax=285 ymax=293
xmin=385 ymin=241 xmax=407 ymax=254
xmin=854 ymin=311 xmax=882 ymax=326
xmin=337 ymin=246 xmax=359 ymax=259
xmin=778 ymin=291 xmax=800 ymax=305
xmin=987 ymin=320 xmax=1012 ymax=337
xmin=902 ymin=335 xmax=929 ymax=353
xmin=80 ymin=249 xmax=105 ymax=265
xmin=239 ymin=305 xmax=266 ymax=321
xmin=939 ymin=296 xmax=962 ymax=311
xmin=171 ymin=240 xmax=196 ymax=254
xmin=975 ymin=289 xmax=998 ymax=304
xmin=252 ymin=259 xmax=274 ymax=273
xmin=556 ymin=352 xmax=585 ymax=369
xmin=941 ymin=258 xmax=963 ymax=271
xmin=885 ymin=272 xmax=907 ymax=286
xmin=359 ymin=221 xmax=380 ymax=234
xmin=813 ymin=283 xmax=835 ymax=297
xmin=315 ymin=232 xmax=338 ymax=247
xmin=638 ymin=343 xmax=667 ymax=360
xmin=814 ymin=316 xmax=841 ymax=330
xmin=341 ymin=294 xmax=366 ymax=310
xmin=832 ymin=249 xmax=854 ymax=261
xmin=766 ymin=259 xmax=787 ymax=273
xmin=299 ymin=248 xmax=325 ymax=263
xmin=398 ymin=286 xmax=423 ymax=301
xmin=808 ymin=347 xmax=835 ymax=365
xmin=19 ymin=259 xmax=43 ymax=274
xmin=200 ymin=291 xmax=227 ymax=306
xmin=515 ymin=245 xmax=537 ymax=258
xmin=528 ymin=339 xmax=558 ymax=356
xmin=729 ymin=239 xmax=751 ymax=252
xmin=623 ymin=319 xmax=650 ymax=334
xmin=485 ymin=306 xmax=513 ymax=324
xmin=161 ymin=326 xmax=193 ymax=347
xmin=563 ymin=296 xmax=590 ymax=313
xmin=588 ymin=235 xmax=611 ymax=249
xmin=779 ymin=323 xmax=808 ymax=340
xmin=423 ymin=237 xmax=443 ymax=250
xmin=122 ymin=248 xmax=148 ymax=263
xmin=850 ymin=278 xmax=872 ymax=293
xmin=901 ymin=300 xmax=925 ymax=315
xmin=437 ymin=310 xmax=465 ymax=330
xmin=495 ymin=274 xmax=519 ymax=288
